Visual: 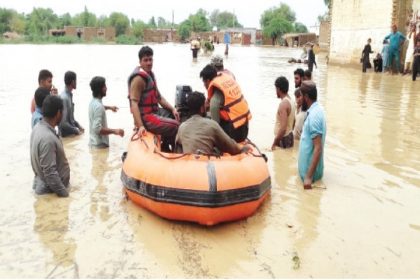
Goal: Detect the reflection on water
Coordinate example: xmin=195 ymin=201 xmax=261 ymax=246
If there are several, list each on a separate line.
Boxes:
xmin=33 ymin=197 xmax=78 ymax=278
xmin=90 ymin=149 xmax=111 ymax=222
xmin=0 ymin=44 xmax=419 ymax=277
xmin=272 ymin=149 xmax=321 ymax=259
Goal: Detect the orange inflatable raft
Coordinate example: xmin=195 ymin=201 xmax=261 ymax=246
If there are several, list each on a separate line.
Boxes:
xmin=121 ymin=133 xmax=271 ymax=226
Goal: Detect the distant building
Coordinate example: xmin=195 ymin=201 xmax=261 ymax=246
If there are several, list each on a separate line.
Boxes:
xmin=222 ymin=28 xmax=258 ymax=44
xmin=283 ymin=33 xmax=317 ymax=47
xmin=143 ymin=28 xmax=178 ymax=43
xmin=48 ymin=26 xmax=116 ymax=41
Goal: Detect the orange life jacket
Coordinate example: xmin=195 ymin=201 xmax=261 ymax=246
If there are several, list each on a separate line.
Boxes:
xmin=128 ymin=67 xmax=159 ymax=115
xmin=208 ymin=73 xmax=251 ymax=128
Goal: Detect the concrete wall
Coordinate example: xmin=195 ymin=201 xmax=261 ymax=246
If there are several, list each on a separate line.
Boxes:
xmin=319 ymin=20 xmax=331 ymax=51
xmin=329 ymin=0 xmax=394 ymax=64
xmin=329 ymin=0 xmax=419 ymax=65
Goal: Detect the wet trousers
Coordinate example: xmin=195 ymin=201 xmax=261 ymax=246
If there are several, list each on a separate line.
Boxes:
xmin=388 ymin=49 xmax=401 ymax=73
xmin=142 ymin=108 xmax=180 ymax=150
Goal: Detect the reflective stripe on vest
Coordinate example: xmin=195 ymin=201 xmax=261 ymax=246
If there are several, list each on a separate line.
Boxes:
xmin=127 ymin=67 xmax=159 ymax=115
xmin=208 ymin=73 xmax=252 ymax=128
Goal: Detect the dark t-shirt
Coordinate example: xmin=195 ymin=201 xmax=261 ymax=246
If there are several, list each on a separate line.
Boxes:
xmin=415 ymin=33 xmax=420 ymax=45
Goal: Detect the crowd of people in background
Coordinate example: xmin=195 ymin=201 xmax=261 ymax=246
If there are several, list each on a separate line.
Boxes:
xmin=362 ymin=22 xmax=420 ymax=81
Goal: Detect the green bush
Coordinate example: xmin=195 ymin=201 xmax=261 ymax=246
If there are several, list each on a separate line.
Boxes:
xmin=90 ymin=36 xmax=107 ymax=44
xmin=116 ymin=34 xmax=139 ymax=45
xmin=51 ymin=35 xmax=80 ymax=44
xmin=25 ymin=34 xmax=47 ymax=43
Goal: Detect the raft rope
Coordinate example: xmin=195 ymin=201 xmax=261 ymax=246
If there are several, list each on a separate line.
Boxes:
xmin=246 ymin=138 xmax=268 ymax=162
xmin=130 ymin=132 xmax=266 ymax=162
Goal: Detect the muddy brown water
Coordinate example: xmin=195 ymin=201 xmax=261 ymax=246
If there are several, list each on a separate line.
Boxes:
xmin=0 ymin=44 xmax=419 ymax=277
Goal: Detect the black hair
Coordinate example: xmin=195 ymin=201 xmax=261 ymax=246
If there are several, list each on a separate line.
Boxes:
xmin=38 ymin=69 xmax=53 ymax=83
xmin=42 ymin=95 xmax=63 ymax=118
xmin=294 ymin=88 xmax=301 ymax=97
xmin=90 ymin=76 xmax=106 ymax=98
xmin=199 ymin=64 xmax=218 ymax=81
xmin=301 ymin=82 xmax=317 ymax=102
xmin=138 ymin=46 xmax=153 ymax=60
xmin=294 ymin=68 xmax=304 ymax=78
xmin=304 ymin=69 xmax=312 ymax=80
xmin=186 ymin=91 xmax=206 ymax=115
xmin=274 ymin=76 xmax=289 ymax=93
xmin=64 ymin=71 xmax=76 ymax=86
xmin=34 ymin=87 xmax=50 ymax=108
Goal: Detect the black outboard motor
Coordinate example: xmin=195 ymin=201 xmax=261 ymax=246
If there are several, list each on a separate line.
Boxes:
xmin=175 ymin=85 xmax=192 ymax=123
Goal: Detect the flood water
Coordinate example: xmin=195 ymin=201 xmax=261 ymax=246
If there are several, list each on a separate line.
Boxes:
xmin=0 ymin=43 xmax=419 ymax=277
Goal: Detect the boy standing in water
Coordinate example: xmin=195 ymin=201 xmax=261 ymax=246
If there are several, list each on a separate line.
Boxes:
xmin=361 ymin=38 xmax=373 ymax=73
xmin=88 ymin=76 xmax=124 ymax=148
xmin=272 ymin=76 xmax=295 ymax=150
xmin=30 ymin=69 xmax=58 ymax=113
xmin=59 ymin=71 xmax=84 ymax=137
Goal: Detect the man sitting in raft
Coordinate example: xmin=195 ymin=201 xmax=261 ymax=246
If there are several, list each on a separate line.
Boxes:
xmin=199 ymin=64 xmax=251 ymax=143
xmin=176 ymin=91 xmax=250 ymax=155
xmin=128 ymin=46 xmax=180 ymax=151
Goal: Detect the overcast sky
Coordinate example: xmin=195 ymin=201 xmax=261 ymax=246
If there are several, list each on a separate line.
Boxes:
xmin=0 ymin=0 xmax=327 ymax=28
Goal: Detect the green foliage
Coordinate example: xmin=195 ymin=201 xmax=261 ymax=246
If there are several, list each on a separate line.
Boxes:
xmin=157 ymin=17 xmax=172 ymax=28
xmin=23 ymin=34 xmax=80 ymax=44
xmin=209 ymin=10 xmax=242 ymax=29
xmin=58 ymin=13 xmax=72 ymax=29
xmin=116 ymin=34 xmax=139 ymax=45
xmin=260 ymin=4 xmax=296 ymax=28
xmin=262 ymin=16 xmax=293 ymax=45
xmin=203 ymin=41 xmax=214 ymax=52
xmin=0 ymin=8 xmax=14 ymax=33
xmin=176 ymin=9 xmax=210 ymax=41
xmin=9 ymin=11 xmax=25 ymax=33
xmin=72 ymin=6 xmax=96 ymax=27
xmin=25 ymin=8 xmax=59 ymax=36
xmin=0 ymin=8 xmax=26 ymax=34
xmin=189 ymin=9 xmax=211 ymax=32
xmin=324 ymin=0 xmax=331 ymax=8
xmin=50 ymin=35 xmax=80 ymax=44
xmin=90 ymin=36 xmax=106 ymax=44
xmin=131 ymin=19 xmax=147 ymax=39
xmin=317 ymin=12 xmax=330 ymax=23
xmin=109 ymin=12 xmax=130 ymax=36
xmin=148 ymin=16 xmax=157 ymax=28
xmin=261 ymin=3 xmax=309 ymax=45
xmin=96 ymin=15 xmax=110 ymax=28
xmin=178 ymin=20 xmax=191 ymax=41
xmin=294 ymin=22 xmax=308 ymax=33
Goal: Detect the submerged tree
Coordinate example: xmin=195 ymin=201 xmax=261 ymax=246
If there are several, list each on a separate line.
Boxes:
xmin=260 ymin=3 xmax=296 ymax=45
xmin=294 ymin=22 xmax=308 ymax=33
xmin=109 ymin=12 xmax=130 ymax=36
xmin=131 ymin=19 xmax=147 ymax=39
xmin=25 ymin=8 xmax=59 ymax=35
xmin=72 ymin=6 xmax=96 ymax=27
xmin=210 ymin=9 xmax=242 ymax=29
xmin=176 ymin=9 xmax=211 ymax=41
